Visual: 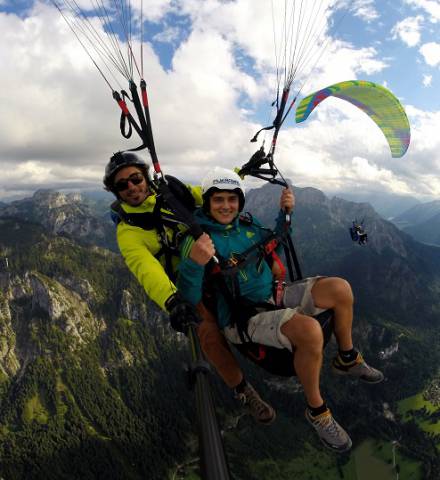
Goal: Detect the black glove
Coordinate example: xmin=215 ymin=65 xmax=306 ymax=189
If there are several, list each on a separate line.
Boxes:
xmin=165 ymin=292 xmax=201 ymax=333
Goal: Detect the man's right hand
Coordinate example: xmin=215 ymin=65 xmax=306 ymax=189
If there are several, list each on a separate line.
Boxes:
xmin=165 ymin=292 xmax=200 ymax=334
xmin=189 ymin=233 xmax=215 ymax=265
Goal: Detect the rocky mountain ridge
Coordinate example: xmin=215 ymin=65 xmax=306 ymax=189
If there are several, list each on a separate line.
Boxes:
xmin=0 ymin=189 xmax=117 ymax=250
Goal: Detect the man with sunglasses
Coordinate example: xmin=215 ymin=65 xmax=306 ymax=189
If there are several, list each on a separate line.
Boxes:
xmin=104 ymin=151 xmax=206 ymax=325
xmin=103 ymin=152 xmax=275 ymax=424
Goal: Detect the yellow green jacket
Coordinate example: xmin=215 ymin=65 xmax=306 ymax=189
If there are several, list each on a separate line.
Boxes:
xmin=116 ymin=185 xmax=203 ymax=311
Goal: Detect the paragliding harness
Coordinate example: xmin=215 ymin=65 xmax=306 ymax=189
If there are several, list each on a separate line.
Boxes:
xmin=110 ymin=175 xmax=197 ymax=282
xmin=203 ymin=214 xmax=334 ymax=378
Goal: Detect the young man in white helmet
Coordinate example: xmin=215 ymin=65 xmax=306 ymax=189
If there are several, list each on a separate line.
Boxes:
xmin=104 ymin=154 xmax=275 ymax=424
xmin=177 ymin=167 xmax=384 ymax=453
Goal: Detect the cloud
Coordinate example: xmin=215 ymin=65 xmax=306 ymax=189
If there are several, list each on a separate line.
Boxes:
xmin=391 ymin=105 xmax=440 ymax=196
xmin=0 ymin=0 xmax=437 ymax=202
xmin=153 ymin=26 xmax=181 ymax=44
xmin=419 ymin=41 xmax=440 ymax=66
xmin=405 ymin=0 xmax=440 ymax=23
xmin=391 ymin=15 xmax=424 ymax=47
xmin=350 ymin=0 xmax=379 ymax=22
xmin=423 ymin=74 xmax=432 ymax=86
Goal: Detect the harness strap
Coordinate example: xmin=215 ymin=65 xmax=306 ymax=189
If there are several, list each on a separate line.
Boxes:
xmin=212 ymin=231 xmax=280 ymax=278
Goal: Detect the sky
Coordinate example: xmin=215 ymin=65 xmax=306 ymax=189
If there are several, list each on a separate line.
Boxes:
xmin=0 ymin=0 xmax=440 ymax=202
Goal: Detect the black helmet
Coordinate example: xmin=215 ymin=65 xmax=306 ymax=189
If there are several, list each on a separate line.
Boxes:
xmin=103 ymin=151 xmax=148 ymax=192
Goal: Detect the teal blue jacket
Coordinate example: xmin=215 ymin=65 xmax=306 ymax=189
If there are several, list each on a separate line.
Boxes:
xmin=177 ymin=209 xmax=291 ymax=329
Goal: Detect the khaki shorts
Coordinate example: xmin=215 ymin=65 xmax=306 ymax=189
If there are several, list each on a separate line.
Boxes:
xmin=223 ymin=276 xmax=326 ymax=351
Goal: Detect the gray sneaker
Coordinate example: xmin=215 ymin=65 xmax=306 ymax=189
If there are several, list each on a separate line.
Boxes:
xmin=332 ymin=352 xmax=384 ymax=384
xmin=305 ymin=408 xmax=352 ymax=453
xmin=235 ymin=383 xmax=276 ymax=425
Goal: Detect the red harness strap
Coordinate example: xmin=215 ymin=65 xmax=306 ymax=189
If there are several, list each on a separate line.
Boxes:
xmin=264 ymin=239 xmax=286 ymax=306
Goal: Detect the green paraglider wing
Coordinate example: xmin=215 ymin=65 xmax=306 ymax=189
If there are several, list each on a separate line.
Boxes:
xmin=295 ymin=80 xmax=410 ymax=158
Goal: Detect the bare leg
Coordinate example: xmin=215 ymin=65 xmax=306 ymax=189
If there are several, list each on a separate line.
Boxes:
xmin=281 ymin=313 xmax=324 ymax=407
xmin=311 ymin=277 xmax=354 ymax=351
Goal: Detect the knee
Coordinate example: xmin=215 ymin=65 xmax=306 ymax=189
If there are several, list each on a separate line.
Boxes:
xmin=282 ymin=314 xmax=323 ymax=351
xmin=329 ymin=277 xmax=353 ymax=305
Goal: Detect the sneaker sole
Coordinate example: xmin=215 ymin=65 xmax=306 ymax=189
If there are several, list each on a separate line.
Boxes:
xmin=319 ymin=436 xmax=353 ymax=453
xmin=332 ymin=366 xmax=384 ymax=384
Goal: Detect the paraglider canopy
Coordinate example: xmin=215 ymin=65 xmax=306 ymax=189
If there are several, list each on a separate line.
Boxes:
xmin=295 ymin=80 xmax=411 ymax=158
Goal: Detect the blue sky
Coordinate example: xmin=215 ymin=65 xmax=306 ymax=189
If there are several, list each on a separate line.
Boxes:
xmin=0 ymin=0 xmax=439 ymax=201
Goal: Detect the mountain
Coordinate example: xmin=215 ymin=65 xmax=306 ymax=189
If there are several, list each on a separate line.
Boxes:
xmin=0 ymin=189 xmax=117 ymax=251
xmin=81 ymin=189 xmax=116 ymax=217
xmin=0 ymin=217 xmax=197 ymax=479
xmin=401 ymin=211 xmax=440 ymax=246
xmin=325 ymin=190 xmax=421 ymax=220
xmin=391 ymin=200 xmax=440 ymax=246
xmin=393 ymin=200 xmax=440 ymax=227
xmin=393 ymin=200 xmax=440 ymax=245
xmin=1 ymin=188 xmax=439 ymax=479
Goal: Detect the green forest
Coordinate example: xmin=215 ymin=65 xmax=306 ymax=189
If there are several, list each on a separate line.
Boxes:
xmin=0 ymin=214 xmax=439 ymax=479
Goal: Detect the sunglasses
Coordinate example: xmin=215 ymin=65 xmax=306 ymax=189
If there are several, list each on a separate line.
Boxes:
xmin=114 ymin=172 xmax=145 ymax=192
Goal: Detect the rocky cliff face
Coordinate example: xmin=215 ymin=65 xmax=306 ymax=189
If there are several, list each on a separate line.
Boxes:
xmin=0 ymin=215 xmax=163 ymax=382
xmin=0 ymin=189 xmax=117 ymax=250
xmin=0 ymin=270 xmax=102 ymax=379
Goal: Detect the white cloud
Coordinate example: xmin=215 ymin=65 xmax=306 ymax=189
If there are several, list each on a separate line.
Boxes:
xmin=0 ymin=0 xmax=438 ymax=202
xmin=351 ymin=0 xmax=380 ymax=22
xmin=153 ymin=26 xmax=181 ymax=44
xmin=423 ymin=74 xmax=433 ymax=86
xmin=391 ymin=15 xmax=424 ymax=47
xmin=419 ymin=42 xmax=440 ymax=66
xmin=405 ymin=0 xmax=440 ymax=23
xmin=391 ymin=105 xmax=440 ymax=196
xmin=117 ymin=0 xmax=174 ymax=22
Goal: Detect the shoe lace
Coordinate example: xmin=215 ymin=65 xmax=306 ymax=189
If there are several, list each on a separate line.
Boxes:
xmin=314 ymin=412 xmax=342 ymax=439
xmin=357 ymin=357 xmax=379 ymax=376
xmin=242 ymin=386 xmax=267 ymax=416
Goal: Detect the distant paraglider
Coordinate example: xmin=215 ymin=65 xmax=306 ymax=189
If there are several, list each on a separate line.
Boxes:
xmin=349 ymin=219 xmax=368 ymax=245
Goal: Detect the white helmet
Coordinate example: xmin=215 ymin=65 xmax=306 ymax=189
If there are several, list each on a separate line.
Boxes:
xmin=201 ymin=167 xmax=245 ymax=211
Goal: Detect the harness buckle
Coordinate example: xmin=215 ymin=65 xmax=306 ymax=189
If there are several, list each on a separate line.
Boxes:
xmin=227 ymin=255 xmax=241 ymax=267
xmin=273 ymin=280 xmax=286 ymax=306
